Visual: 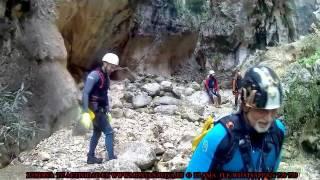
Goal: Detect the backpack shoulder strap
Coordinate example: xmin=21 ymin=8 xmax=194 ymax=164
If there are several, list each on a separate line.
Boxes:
xmin=94 ymin=69 xmax=105 ymax=89
xmin=211 ymin=114 xmax=243 ymax=170
xmin=212 ymin=114 xmax=256 ymax=172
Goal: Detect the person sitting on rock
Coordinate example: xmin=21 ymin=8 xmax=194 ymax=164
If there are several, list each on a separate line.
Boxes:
xmin=185 ymin=66 xmax=286 ymax=176
xmin=82 ymin=53 xmax=119 ymax=164
xmin=232 ymin=68 xmax=243 ymax=108
xmin=204 ymin=70 xmax=222 ymax=108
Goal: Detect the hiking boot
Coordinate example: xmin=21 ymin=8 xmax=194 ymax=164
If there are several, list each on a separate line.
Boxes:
xmin=87 ymin=156 xmax=103 ymax=164
xmin=106 ymin=154 xmax=117 ymax=161
xmin=109 ymin=155 xmax=117 ymax=160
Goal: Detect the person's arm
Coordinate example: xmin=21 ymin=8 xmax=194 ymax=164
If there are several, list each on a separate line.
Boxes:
xmin=105 ymin=80 xmax=110 ymax=112
xmin=184 ymin=124 xmax=227 ymax=178
xmin=232 ymin=75 xmax=237 ymax=93
xmin=214 ymin=78 xmax=219 ymax=92
xmin=204 ymin=79 xmax=209 ymax=90
xmin=273 ymin=119 xmax=286 ymax=171
xmin=82 ymin=71 xmax=99 ymax=112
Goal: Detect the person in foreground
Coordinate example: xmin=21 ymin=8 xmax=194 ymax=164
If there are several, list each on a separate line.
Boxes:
xmin=82 ymin=53 xmax=119 ymax=164
xmin=185 ymin=66 xmax=286 ymax=175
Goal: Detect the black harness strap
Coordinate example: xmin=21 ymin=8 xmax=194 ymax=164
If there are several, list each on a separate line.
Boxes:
xmin=238 ymin=134 xmax=254 ymax=172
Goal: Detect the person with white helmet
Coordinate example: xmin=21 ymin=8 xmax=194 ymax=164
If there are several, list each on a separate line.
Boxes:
xmin=81 ymin=53 xmax=119 ymax=164
xmin=185 ymin=66 xmax=286 ymax=177
xmin=204 ymin=70 xmax=222 ymax=107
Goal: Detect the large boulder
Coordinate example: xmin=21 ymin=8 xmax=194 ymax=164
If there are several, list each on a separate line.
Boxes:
xmin=132 ymin=94 xmax=152 ymax=108
xmin=111 ymin=108 xmax=124 ymax=119
xmin=176 ymin=133 xmax=194 ymax=155
xmin=123 ymin=108 xmax=137 ymax=119
xmin=124 ymin=91 xmax=135 ymax=103
xmin=172 ymin=86 xmax=185 ymax=99
xmin=156 ymin=154 xmax=189 ymax=172
xmin=189 ymin=82 xmax=201 ymax=91
xmin=102 ymin=160 xmax=141 ymax=172
xmin=186 ymin=91 xmax=210 ymax=107
xmin=142 ymin=83 xmax=161 ymax=96
xmin=109 ymin=82 xmax=125 ymax=109
xmin=162 ymin=149 xmax=178 ymax=162
xmin=182 ymin=111 xmax=201 ymax=122
xmin=184 ymin=87 xmax=195 ymax=96
xmin=281 ymin=63 xmax=313 ymax=93
xmin=153 ymin=96 xmax=180 ymax=106
xmin=118 ymin=142 xmax=156 ymax=170
xmin=154 ymin=105 xmax=178 ymax=115
xmin=300 ymin=135 xmax=320 ymax=153
xmin=160 ymin=81 xmax=173 ymax=92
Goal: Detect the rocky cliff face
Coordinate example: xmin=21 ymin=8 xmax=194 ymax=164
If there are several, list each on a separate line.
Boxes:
xmin=55 ymin=0 xmax=132 ymax=80
xmin=0 ymin=0 xmax=79 ymax=168
xmin=55 ymin=0 xmax=320 ymax=79
xmin=121 ymin=0 xmax=197 ymax=75
xmin=56 ymin=0 xmax=197 ymax=79
xmin=196 ymin=0 xmax=320 ymax=72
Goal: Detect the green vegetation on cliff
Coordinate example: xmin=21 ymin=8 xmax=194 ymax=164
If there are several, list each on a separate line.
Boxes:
xmin=282 ymin=30 xmax=320 ymax=135
xmin=283 ymin=78 xmax=320 ymax=133
xmin=281 ymin=31 xmax=320 ymax=159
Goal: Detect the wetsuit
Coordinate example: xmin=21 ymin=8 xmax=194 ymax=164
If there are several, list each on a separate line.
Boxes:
xmin=82 ymin=67 xmax=116 ymax=160
xmin=185 ymin=113 xmax=285 ymax=177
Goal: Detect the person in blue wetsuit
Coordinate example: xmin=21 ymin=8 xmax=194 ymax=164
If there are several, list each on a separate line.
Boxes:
xmin=82 ymin=53 xmax=119 ymax=164
xmin=185 ymin=66 xmax=286 ymax=177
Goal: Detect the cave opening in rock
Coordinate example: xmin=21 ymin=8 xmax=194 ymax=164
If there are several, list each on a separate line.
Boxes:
xmin=5 ymin=0 xmax=30 ymax=20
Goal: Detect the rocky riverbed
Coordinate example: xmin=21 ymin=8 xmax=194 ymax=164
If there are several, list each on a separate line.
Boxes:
xmin=1 ymin=75 xmax=319 ymax=179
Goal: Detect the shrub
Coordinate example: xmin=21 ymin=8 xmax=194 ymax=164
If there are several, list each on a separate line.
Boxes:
xmin=0 ymin=83 xmax=37 ymax=149
xmin=298 ymin=50 xmax=320 ymax=66
xmin=300 ymin=29 xmax=320 ymax=59
xmin=282 ymin=78 xmax=320 ymax=135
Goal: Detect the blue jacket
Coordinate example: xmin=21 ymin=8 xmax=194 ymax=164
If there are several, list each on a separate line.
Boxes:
xmin=185 ymin=113 xmax=285 ymax=177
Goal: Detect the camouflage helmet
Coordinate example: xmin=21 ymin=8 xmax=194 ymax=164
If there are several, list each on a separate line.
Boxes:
xmin=241 ymin=66 xmax=283 ymax=109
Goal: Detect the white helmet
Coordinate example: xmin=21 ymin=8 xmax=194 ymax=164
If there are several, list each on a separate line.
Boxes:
xmin=208 ymin=70 xmax=215 ymax=76
xmin=102 ymin=53 xmax=119 ymax=65
xmin=241 ymin=66 xmax=283 ymax=109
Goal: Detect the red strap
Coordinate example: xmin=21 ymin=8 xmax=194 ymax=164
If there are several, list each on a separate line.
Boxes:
xmin=95 ymin=70 xmax=105 ymax=89
xmin=206 ymin=79 xmax=209 ymax=88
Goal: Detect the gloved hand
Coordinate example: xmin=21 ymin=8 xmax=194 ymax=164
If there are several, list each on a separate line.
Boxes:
xmin=105 ymin=106 xmax=110 ymax=113
xmin=209 ymin=91 xmax=214 ymax=97
xmin=106 ymin=112 xmax=112 ymax=122
xmin=80 ymin=112 xmax=92 ymax=129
